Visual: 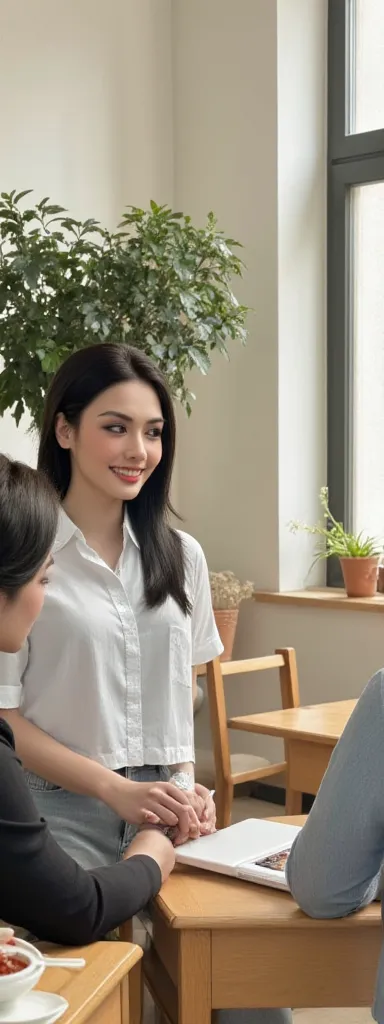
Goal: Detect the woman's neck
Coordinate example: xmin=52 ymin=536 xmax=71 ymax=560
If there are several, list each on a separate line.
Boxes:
xmin=62 ymin=478 xmax=124 ymax=547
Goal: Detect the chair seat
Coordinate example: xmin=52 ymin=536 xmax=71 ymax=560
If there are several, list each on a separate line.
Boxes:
xmin=195 ymin=748 xmax=271 ymax=788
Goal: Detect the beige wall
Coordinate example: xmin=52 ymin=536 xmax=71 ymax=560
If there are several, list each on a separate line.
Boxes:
xmin=173 ymin=0 xmax=280 ymax=587
xmin=174 ymin=0 xmax=327 ymax=591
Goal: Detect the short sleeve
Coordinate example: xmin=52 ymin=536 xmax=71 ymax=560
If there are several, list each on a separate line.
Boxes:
xmin=190 ymin=542 xmax=224 ymax=665
xmin=0 ymin=643 xmax=28 ymax=709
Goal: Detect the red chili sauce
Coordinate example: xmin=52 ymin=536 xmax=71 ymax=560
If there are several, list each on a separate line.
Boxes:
xmin=0 ymin=950 xmax=27 ymax=976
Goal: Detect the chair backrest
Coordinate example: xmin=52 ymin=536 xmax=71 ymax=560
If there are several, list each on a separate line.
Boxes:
xmin=205 ymin=648 xmax=300 ymax=786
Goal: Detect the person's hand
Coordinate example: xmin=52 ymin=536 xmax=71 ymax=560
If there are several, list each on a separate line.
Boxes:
xmin=195 ymin=783 xmax=216 ymax=835
xmin=105 ymin=773 xmax=198 ymax=838
xmin=125 ymin=828 xmax=176 ymax=883
xmin=172 ymin=785 xmax=216 ymax=846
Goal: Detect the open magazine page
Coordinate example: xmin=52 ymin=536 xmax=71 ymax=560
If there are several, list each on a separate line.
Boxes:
xmin=236 ymin=847 xmax=292 ymax=890
xmin=253 ymin=849 xmax=291 ymax=873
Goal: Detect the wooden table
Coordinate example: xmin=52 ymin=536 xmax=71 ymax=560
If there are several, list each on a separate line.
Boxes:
xmin=36 ymin=941 xmax=142 ymax=1024
xmin=144 ymin=815 xmax=381 ymax=1024
xmin=229 ymin=699 xmax=357 ymax=813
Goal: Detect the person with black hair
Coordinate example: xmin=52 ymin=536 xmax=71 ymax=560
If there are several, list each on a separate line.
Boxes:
xmin=0 ymin=345 xmax=221 ymax=866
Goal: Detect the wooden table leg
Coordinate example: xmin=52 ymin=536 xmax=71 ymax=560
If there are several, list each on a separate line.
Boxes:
xmin=285 ymin=737 xmax=334 ymax=813
xmin=178 ymin=931 xmax=211 ymax=1024
xmin=120 ymin=976 xmax=129 ymax=1024
xmin=119 ymin=920 xmax=133 ymax=943
xmin=285 ymin=740 xmax=303 ymax=814
xmin=285 ymin=788 xmax=302 ymax=814
xmin=128 ymin=959 xmax=142 ymax=1024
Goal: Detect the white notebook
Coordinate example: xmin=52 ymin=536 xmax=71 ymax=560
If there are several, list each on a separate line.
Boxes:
xmin=175 ymin=818 xmax=301 ymax=891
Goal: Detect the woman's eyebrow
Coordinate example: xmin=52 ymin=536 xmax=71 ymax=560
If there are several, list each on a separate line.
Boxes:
xmin=98 ymin=411 xmax=165 ymax=425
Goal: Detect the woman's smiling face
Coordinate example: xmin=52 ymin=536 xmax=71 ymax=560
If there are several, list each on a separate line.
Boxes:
xmin=55 ymin=380 xmax=164 ymax=501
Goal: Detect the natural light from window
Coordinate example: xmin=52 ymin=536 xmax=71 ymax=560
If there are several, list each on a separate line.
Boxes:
xmin=354 ymin=0 xmax=384 ymax=134
xmin=352 ymin=181 xmax=384 ymax=540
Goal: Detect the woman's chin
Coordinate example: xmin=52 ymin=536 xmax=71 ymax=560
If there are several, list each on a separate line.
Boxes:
xmin=106 ymin=471 xmax=145 ymax=501
xmin=0 ymin=637 xmax=23 ymax=654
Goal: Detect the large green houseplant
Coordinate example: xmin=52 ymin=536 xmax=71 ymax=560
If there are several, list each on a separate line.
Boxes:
xmin=0 ymin=190 xmax=248 ymax=428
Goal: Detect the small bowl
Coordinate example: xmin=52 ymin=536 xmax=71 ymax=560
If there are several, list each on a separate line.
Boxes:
xmin=0 ymin=945 xmax=45 ymax=1007
xmin=6 ymin=937 xmax=43 ymax=962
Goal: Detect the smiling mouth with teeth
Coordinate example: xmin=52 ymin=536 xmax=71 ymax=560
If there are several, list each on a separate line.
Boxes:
xmin=110 ymin=467 xmax=144 ymax=481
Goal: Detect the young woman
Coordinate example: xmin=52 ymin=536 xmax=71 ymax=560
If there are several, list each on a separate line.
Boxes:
xmin=0 ymin=344 xmax=220 ymax=867
xmin=287 ymin=673 xmax=384 ymax=1024
xmin=0 ymin=454 xmax=176 ymax=945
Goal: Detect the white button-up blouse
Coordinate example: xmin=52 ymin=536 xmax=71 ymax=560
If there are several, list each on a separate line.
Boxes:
xmin=0 ymin=511 xmax=223 ymax=768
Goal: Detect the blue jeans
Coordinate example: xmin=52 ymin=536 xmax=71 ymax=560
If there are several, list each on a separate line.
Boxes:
xmin=26 ymin=766 xmax=292 ymax=1024
xmin=25 ymin=764 xmax=170 ymax=866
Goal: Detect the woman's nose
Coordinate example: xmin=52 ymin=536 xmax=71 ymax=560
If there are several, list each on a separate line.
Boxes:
xmin=123 ymin=433 xmax=147 ymax=461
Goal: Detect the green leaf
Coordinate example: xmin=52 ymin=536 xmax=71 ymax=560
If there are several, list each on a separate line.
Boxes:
xmin=151 ymin=343 xmax=166 ymax=359
xmin=43 ymin=205 xmax=67 ymax=215
xmin=14 ymin=400 xmax=24 ymax=425
xmin=14 ymin=190 xmax=33 ymax=204
xmin=189 ymin=348 xmax=211 ymax=374
xmin=196 ymin=323 xmax=212 ymax=342
xmin=24 ymin=262 xmax=40 ymax=289
xmin=0 ymin=211 xmax=19 ymax=221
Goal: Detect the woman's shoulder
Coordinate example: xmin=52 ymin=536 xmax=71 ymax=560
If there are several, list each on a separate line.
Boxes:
xmin=176 ymin=531 xmax=208 ymax=590
xmin=176 ymin=530 xmax=206 ymax=564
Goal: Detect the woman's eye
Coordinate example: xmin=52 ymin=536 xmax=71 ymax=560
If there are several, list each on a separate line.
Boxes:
xmin=104 ymin=424 xmax=126 ymax=434
xmin=147 ymin=428 xmax=162 ymax=439
xmin=41 ymin=578 xmax=50 ymax=587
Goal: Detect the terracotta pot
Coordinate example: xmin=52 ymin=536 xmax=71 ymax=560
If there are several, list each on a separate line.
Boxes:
xmin=213 ymin=608 xmax=239 ymax=661
xmin=339 ymin=556 xmax=380 ymax=598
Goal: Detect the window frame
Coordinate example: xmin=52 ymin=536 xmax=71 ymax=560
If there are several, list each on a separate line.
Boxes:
xmin=327 ymin=0 xmax=384 ymax=585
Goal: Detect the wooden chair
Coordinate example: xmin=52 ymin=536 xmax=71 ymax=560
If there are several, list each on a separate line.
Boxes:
xmin=202 ymin=647 xmax=300 ymax=828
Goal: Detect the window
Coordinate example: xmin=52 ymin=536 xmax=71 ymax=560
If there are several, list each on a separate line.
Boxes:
xmin=328 ymin=0 xmax=384 ymax=584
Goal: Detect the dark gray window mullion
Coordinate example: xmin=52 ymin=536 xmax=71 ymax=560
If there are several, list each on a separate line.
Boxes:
xmin=327 ymin=0 xmax=384 ymax=585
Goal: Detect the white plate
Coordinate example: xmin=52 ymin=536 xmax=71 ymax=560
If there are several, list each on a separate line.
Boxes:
xmin=0 ymin=992 xmax=68 ymax=1024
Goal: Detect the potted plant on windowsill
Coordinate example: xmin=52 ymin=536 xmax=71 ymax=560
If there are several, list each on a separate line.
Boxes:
xmin=289 ymin=487 xmax=382 ymax=598
xmin=209 ymin=571 xmax=254 ymax=660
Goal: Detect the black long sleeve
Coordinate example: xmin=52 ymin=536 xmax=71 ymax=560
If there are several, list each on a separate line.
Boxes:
xmin=0 ymin=718 xmax=161 ymax=945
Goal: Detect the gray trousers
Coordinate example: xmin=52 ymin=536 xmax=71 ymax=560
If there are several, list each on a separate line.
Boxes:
xmin=287 ymin=669 xmax=384 ymax=1024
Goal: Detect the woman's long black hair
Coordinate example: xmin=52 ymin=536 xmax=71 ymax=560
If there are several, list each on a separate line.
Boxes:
xmin=0 ymin=455 xmax=58 ymax=598
xmin=38 ymin=343 xmax=191 ymax=615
